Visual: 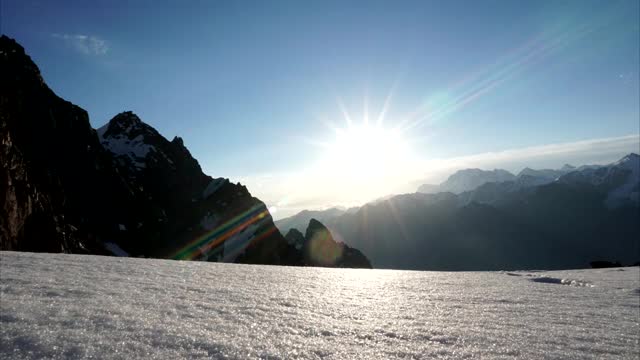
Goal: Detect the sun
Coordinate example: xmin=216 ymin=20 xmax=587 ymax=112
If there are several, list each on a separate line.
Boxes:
xmin=294 ymin=94 xmax=419 ymax=207
xmin=321 ymin=122 xmax=411 ymax=183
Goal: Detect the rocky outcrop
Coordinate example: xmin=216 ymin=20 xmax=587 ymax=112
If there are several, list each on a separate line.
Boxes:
xmin=284 ymin=228 xmax=305 ymax=249
xmin=287 ymin=219 xmax=372 ymax=269
xmin=0 ymin=35 xmax=132 ymax=254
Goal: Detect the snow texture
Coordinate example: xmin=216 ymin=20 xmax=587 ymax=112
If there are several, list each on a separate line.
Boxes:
xmin=96 ymin=125 xmax=155 ymax=170
xmin=1 ymin=252 xmax=639 ymax=359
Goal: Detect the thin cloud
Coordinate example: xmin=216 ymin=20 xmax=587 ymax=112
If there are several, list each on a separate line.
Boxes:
xmin=51 ymin=33 xmax=109 ymax=55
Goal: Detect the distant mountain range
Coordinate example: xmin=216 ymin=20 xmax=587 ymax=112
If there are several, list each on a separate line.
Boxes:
xmin=278 ymin=154 xmax=639 ymax=270
xmin=417 ymin=163 xmax=604 ymax=195
xmin=419 ymin=168 xmax=517 ymax=194
xmin=0 ymin=36 xmax=370 ymax=269
xmin=277 ymin=164 xmax=608 ymax=235
xmin=277 ymin=160 xmax=636 ymax=235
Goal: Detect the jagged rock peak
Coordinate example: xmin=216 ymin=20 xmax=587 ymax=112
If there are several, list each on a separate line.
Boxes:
xmin=172 ymin=136 xmax=184 ymax=146
xmin=284 ymin=228 xmax=305 ymax=249
xmin=302 ymin=218 xmax=372 ymax=269
xmin=616 ymin=153 xmax=639 ymax=166
xmin=94 ymin=112 xmax=172 ymax=172
xmin=0 ymin=35 xmax=25 ymax=56
xmin=305 ymin=218 xmax=327 ymax=242
xmin=170 ymin=135 xmax=196 ymax=162
xmin=0 ymin=35 xmax=45 ymax=86
xmin=111 ymin=111 xmax=143 ymax=126
xmin=97 ymin=111 xmax=151 ymax=138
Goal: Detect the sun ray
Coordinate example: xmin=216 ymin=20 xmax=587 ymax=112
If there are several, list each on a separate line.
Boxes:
xmin=289 ymin=134 xmax=334 ymax=149
xmin=383 ymin=198 xmax=410 ymax=246
xmin=363 ymin=91 xmax=369 ymax=126
xmin=337 ymin=97 xmax=353 ymax=128
xmin=376 ymin=79 xmax=399 ymax=127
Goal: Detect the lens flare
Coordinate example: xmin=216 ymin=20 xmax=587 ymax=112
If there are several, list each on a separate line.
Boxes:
xmin=172 ymin=204 xmax=271 ymax=261
xmin=306 ymin=227 xmax=343 ymax=266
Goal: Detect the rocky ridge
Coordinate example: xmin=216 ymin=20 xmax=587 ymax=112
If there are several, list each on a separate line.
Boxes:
xmin=0 ymin=35 xmax=372 ymax=268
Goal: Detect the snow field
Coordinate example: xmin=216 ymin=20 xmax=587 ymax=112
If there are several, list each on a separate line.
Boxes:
xmin=1 ymin=252 xmax=638 ymax=359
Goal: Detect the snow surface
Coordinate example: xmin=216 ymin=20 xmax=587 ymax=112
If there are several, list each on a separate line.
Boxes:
xmin=1 ymin=252 xmax=638 ymax=359
xmin=96 ymin=126 xmax=155 ymax=170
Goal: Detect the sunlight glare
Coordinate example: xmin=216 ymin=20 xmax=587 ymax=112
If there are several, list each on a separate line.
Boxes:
xmin=324 ymin=122 xmax=410 ymax=183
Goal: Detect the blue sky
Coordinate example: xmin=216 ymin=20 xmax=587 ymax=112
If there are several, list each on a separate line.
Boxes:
xmin=2 ymin=0 xmax=639 ymax=217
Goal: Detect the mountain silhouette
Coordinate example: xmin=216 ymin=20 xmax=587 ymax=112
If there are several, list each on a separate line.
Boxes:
xmin=0 ymin=35 xmax=371 ymax=268
xmin=286 ymin=219 xmax=371 ymax=268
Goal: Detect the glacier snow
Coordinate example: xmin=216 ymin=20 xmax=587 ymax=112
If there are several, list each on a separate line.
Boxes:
xmin=1 ymin=252 xmax=638 ymax=359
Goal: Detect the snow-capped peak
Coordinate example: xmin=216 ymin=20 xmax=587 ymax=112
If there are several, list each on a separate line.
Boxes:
xmin=96 ymin=112 xmax=157 ymax=170
xmin=605 ymin=153 xmax=640 ymax=207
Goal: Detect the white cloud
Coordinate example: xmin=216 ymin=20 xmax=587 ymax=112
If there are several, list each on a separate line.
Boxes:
xmin=51 ymin=33 xmax=109 ymax=55
xmin=237 ymin=134 xmax=639 ymax=219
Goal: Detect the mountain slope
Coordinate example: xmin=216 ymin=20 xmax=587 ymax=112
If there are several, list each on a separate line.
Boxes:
xmin=0 ymin=36 xmax=376 ymax=267
xmin=93 ymin=111 xmax=294 ymax=264
xmin=332 ymin=154 xmax=640 ymax=270
xmin=558 ymin=153 xmax=639 ymax=208
xmin=0 ymin=35 xmax=134 ymax=253
xmin=0 ymin=35 xmax=286 ymax=263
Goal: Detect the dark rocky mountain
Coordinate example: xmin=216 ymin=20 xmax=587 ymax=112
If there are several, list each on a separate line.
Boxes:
xmin=93 ymin=110 xmax=294 ymax=264
xmin=324 ymin=154 xmax=640 ymax=270
xmin=285 ymin=219 xmax=371 ymax=268
xmin=0 ymin=35 xmax=371 ymax=268
xmin=1 ymin=35 xmax=133 ymax=254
